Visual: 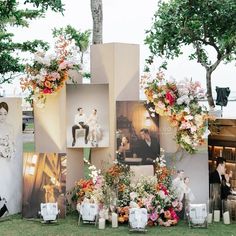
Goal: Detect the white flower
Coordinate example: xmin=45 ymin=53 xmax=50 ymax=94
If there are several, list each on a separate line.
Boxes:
xmin=184 ymin=107 xmax=190 ymax=114
xmin=182 ymin=135 xmax=192 ymax=145
xmin=185 ymin=115 xmax=193 ymax=120
xmin=158 ymin=190 xmax=166 ymax=199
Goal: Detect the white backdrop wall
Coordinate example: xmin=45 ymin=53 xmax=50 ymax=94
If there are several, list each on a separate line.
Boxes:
xmin=0 ymin=98 xmax=22 ymax=214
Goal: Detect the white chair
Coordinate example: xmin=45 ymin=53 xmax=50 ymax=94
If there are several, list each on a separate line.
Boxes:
xmin=39 ymin=203 xmax=60 ymax=223
xmin=129 ymin=208 xmax=148 ymax=232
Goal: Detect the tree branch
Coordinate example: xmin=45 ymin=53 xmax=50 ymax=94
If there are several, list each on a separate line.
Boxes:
xmin=210 ymin=52 xmax=231 ymax=72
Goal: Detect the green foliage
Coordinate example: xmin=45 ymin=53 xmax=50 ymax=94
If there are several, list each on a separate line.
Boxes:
xmin=0 ymin=0 xmax=64 ymax=84
xmin=52 ymin=25 xmax=91 ymax=64
xmin=145 ymin=0 xmax=236 ymax=68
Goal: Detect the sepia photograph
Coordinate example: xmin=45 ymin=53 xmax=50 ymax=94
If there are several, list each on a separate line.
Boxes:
xmin=22 ymin=153 xmax=67 ymax=218
xmin=116 ymin=101 xmax=160 ymax=165
xmin=66 ymin=84 xmax=109 ymax=148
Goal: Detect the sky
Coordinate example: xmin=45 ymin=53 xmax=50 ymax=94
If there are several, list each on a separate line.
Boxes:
xmin=2 ymin=0 xmax=236 ymax=99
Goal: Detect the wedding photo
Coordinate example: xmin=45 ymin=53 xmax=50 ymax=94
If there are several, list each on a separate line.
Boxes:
xmin=0 ymin=98 xmax=22 ymax=216
xmin=22 ymin=153 xmax=67 ymax=218
xmin=66 ymin=84 xmax=109 ymax=148
xmin=116 ymin=101 xmax=160 ymax=165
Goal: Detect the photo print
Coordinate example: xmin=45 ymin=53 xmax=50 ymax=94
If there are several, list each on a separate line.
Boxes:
xmin=66 ymin=84 xmax=109 ymax=148
xmin=22 ymin=153 xmax=67 ymax=218
xmin=116 ymin=101 xmax=160 ymax=165
xmin=0 ymin=98 xmax=22 ymax=217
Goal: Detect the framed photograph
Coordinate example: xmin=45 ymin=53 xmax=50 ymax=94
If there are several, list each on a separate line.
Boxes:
xmin=22 ymin=153 xmax=67 ymax=218
xmin=66 ymin=84 xmax=109 ymax=148
xmin=0 ymin=98 xmax=22 ymax=217
xmin=116 ymin=101 xmax=160 ymax=165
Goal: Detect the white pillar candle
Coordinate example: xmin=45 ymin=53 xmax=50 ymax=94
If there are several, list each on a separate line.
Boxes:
xmin=207 ymin=213 xmax=213 ymax=224
xmin=98 ymin=218 xmax=105 ymax=229
xmin=104 ymin=209 xmax=109 ymax=220
xmin=223 ymin=211 xmax=230 ymax=225
xmin=214 ymin=210 xmax=220 ymax=222
xmin=112 ymin=212 xmax=118 ymax=228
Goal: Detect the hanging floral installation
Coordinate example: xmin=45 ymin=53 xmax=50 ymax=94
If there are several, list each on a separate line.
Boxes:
xmin=142 ymin=71 xmax=210 ymax=154
xmin=70 ymin=149 xmax=183 ymax=227
xmin=20 ymin=35 xmax=80 ymax=108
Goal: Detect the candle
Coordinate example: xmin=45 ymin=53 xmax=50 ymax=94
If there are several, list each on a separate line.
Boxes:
xmin=213 ymin=210 xmax=220 ymax=222
xmin=98 ymin=218 xmax=105 ymax=229
xmin=207 ymin=213 xmax=213 ymax=224
xmin=104 ymin=209 xmax=109 ymax=220
xmin=223 ymin=211 xmax=230 ymax=225
xmin=112 ymin=212 xmax=118 ymax=228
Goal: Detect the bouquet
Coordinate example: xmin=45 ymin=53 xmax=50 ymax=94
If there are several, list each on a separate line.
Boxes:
xmin=21 ymin=35 xmax=80 ymax=107
xmin=144 ymin=71 xmax=209 ymax=154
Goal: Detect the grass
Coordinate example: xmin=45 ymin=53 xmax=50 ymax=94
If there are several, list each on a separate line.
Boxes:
xmin=23 ymin=142 xmax=35 ymax=152
xmin=0 ymin=214 xmax=235 ymax=236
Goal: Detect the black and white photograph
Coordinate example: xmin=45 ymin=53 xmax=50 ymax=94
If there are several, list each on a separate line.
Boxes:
xmin=0 ymin=98 xmax=22 ymax=216
xmin=116 ymin=101 xmax=160 ymax=165
xmin=66 ymin=84 xmax=109 ymax=148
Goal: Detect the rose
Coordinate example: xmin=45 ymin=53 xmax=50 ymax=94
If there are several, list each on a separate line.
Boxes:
xmin=165 ymin=91 xmax=175 ymax=106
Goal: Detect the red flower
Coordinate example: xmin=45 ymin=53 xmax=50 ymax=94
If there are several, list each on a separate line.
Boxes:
xmin=43 ymin=88 xmax=52 ymax=94
xmin=165 ymin=91 xmax=175 ymax=106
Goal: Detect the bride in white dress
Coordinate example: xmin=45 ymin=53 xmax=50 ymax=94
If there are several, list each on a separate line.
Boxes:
xmin=87 ymin=109 xmax=102 ymax=147
xmin=0 ymin=102 xmax=15 ymax=159
xmin=0 ymin=102 xmax=16 ymax=216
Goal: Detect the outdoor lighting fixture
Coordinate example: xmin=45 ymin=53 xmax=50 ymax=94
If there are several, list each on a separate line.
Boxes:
xmin=187 ymin=203 xmax=208 ymax=228
xmin=129 ymin=208 xmax=148 ymax=232
xmin=39 ymin=203 xmax=60 ymax=223
xmin=78 ymin=203 xmax=99 ymax=225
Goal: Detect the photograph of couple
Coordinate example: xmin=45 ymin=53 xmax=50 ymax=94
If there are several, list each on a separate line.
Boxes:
xmin=67 ymin=84 xmax=109 ymax=148
xmin=116 ymin=101 xmax=160 ymax=165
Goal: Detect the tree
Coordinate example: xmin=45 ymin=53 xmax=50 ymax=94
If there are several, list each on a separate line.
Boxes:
xmin=90 ymin=0 xmax=103 ymax=44
xmin=0 ymin=0 xmax=64 ymax=84
xmin=145 ymin=0 xmax=236 ymax=107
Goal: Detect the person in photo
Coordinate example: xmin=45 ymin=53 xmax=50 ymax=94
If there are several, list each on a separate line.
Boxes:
xmin=0 ymin=102 xmax=15 ymax=159
xmin=137 ymin=128 xmax=160 ymax=163
xmin=87 ymin=109 xmax=102 ymax=147
xmin=71 ymin=107 xmax=89 ymax=146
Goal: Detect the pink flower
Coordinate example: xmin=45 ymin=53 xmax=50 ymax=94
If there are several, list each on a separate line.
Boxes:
xmin=165 ymin=91 xmax=175 ymax=106
xmin=149 ymin=211 xmax=158 ymax=222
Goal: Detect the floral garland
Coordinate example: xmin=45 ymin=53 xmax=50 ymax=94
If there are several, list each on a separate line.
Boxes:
xmin=70 ymin=149 xmax=182 ymax=227
xmin=143 ymin=71 xmax=209 ymax=154
xmin=20 ymin=36 xmax=80 ymax=108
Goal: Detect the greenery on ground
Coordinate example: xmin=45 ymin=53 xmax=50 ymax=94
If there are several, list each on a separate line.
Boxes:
xmin=0 ymin=214 xmax=235 ymax=236
xmin=23 ymin=142 xmax=35 ymax=152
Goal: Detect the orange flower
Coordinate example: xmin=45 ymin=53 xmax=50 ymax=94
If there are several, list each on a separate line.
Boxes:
xmin=44 ymin=80 xmax=52 ymax=88
xmin=164 ymin=210 xmax=171 ymax=219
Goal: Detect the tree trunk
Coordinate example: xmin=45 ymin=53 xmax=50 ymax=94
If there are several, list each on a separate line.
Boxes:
xmin=206 ymin=69 xmax=215 ymax=108
xmin=90 ymin=0 xmax=103 ymax=44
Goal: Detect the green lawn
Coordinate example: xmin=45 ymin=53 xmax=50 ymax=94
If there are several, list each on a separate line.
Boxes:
xmin=23 ymin=142 xmax=35 ymax=152
xmin=0 ymin=214 xmax=235 ymax=236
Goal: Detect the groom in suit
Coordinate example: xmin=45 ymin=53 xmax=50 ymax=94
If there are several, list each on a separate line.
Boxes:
xmin=209 ymin=157 xmax=231 ymax=200
xmin=138 ymin=128 xmax=160 ymax=164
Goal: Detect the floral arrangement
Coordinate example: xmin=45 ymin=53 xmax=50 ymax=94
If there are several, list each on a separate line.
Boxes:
xmin=143 ymin=71 xmax=209 ymax=154
xmin=129 ymin=149 xmax=181 ymax=226
xmin=21 ymin=35 xmax=80 ymax=107
xmin=70 ymin=149 xmax=182 ymax=227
